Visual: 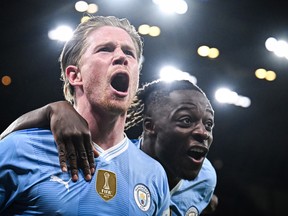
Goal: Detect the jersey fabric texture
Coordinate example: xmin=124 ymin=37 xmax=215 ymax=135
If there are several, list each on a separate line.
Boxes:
xmin=170 ymin=158 xmax=217 ymax=216
xmin=0 ymin=128 xmax=170 ymax=216
xmin=131 ymin=139 xmax=217 ymax=216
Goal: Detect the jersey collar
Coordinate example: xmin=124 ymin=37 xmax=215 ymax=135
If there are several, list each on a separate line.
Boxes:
xmin=93 ymin=134 xmax=129 ymax=161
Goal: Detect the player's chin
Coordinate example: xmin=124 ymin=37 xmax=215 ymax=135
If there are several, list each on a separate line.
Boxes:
xmin=107 ymin=106 xmax=126 ymax=115
xmin=180 ymin=168 xmax=201 ymax=181
xmin=106 ymin=101 xmax=130 ymax=114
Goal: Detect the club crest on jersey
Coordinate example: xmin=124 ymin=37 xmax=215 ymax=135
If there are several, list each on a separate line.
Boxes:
xmin=96 ymin=170 xmax=116 ymax=201
xmin=185 ymin=206 xmax=199 ymax=216
xmin=134 ymin=184 xmax=151 ymax=211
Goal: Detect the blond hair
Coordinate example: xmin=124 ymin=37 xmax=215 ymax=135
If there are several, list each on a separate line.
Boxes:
xmin=59 ymin=16 xmax=143 ymax=104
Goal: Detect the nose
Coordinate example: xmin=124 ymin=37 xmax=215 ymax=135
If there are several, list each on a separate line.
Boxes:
xmin=192 ymin=123 xmax=210 ymax=143
xmin=112 ymin=48 xmax=128 ymax=66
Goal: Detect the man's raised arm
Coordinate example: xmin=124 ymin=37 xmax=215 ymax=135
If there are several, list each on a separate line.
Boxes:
xmin=1 ymin=101 xmax=97 ymax=182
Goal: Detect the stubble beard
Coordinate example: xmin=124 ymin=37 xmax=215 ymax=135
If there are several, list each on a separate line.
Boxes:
xmin=100 ymin=96 xmax=132 ymax=116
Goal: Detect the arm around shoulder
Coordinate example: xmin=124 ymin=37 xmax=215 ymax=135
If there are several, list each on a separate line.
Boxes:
xmin=0 ymin=102 xmax=56 ymax=139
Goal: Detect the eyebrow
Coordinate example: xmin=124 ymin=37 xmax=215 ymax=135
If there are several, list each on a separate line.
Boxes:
xmin=96 ymin=41 xmax=136 ymax=51
xmin=174 ymin=103 xmax=214 ymax=116
xmin=206 ymin=108 xmax=214 ymax=116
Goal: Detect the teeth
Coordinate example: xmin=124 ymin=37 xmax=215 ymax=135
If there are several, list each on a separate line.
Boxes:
xmin=191 ymin=148 xmax=204 ymax=153
xmin=188 ymin=147 xmax=207 ymax=160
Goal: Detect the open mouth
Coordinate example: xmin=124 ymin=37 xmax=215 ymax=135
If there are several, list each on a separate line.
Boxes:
xmin=111 ymin=73 xmax=129 ymax=93
xmin=187 ymin=147 xmax=208 ymax=161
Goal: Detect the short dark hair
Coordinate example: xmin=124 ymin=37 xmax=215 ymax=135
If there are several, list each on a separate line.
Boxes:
xmin=125 ymin=79 xmax=206 ymax=130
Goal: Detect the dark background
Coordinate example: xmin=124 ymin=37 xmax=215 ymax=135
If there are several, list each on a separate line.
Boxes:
xmin=1 ymin=0 xmax=287 ymax=215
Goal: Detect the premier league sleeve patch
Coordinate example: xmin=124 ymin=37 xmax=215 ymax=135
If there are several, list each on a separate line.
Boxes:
xmin=185 ymin=206 xmax=199 ymax=216
xmin=134 ymin=184 xmax=151 ymax=211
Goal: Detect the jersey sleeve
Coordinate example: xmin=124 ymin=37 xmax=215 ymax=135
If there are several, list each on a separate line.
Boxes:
xmin=0 ymin=132 xmax=21 ymax=211
xmin=0 ymin=130 xmax=39 ymax=212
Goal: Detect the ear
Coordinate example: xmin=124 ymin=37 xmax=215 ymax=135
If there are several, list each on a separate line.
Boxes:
xmin=66 ymin=65 xmax=83 ymax=86
xmin=143 ymin=116 xmax=156 ymax=135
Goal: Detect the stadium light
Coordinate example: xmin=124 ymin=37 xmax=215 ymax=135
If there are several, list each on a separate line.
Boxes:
xmin=159 ymin=66 xmax=197 ymax=84
xmin=48 ymin=25 xmax=73 ymax=42
xmin=215 ymin=87 xmax=251 ymax=108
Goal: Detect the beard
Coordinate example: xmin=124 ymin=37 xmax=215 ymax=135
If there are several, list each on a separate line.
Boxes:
xmin=94 ymin=95 xmax=133 ymax=116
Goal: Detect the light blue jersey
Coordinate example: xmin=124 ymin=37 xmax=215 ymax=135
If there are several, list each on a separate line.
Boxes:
xmin=132 ymin=139 xmax=217 ymax=216
xmin=170 ymin=158 xmax=217 ymax=216
xmin=0 ymin=128 xmax=170 ymax=215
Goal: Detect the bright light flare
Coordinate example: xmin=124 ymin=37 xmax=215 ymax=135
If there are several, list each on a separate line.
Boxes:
xmin=198 ymin=46 xmax=220 ymax=59
xmin=174 ymin=0 xmax=188 ymax=14
xmin=215 ymin=88 xmax=238 ymax=104
xmin=138 ymin=24 xmax=150 ymax=35
xmin=149 ymin=26 xmax=161 ymax=37
xmin=1 ymin=75 xmax=12 ymax=86
xmin=235 ymin=96 xmax=251 ymax=108
xmin=255 ymin=68 xmax=276 ymax=81
xmin=75 ymin=1 xmax=88 ymax=12
xmin=138 ymin=24 xmax=161 ymax=37
xmin=208 ymin=48 xmax=220 ymax=59
xmin=265 ymin=37 xmax=277 ymax=52
xmin=265 ymin=70 xmax=276 ymax=81
xmin=255 ymin=68 xmax=267 ymax=79
xmin=265 ymin=37 xmax=288 ymax=60
xmin=81 ymin=16 xmax=90 ymax=23
xmin=48 ymin=25 xmax=73 ymax=42
xmin=197 ymin=46 xmax=210 ymax=57
xmin=159 ymin=66 xmax=197 ymax=84
xmin=87 ymin=4 xmax=98 ymax=14
xmin=215 ymin=87 xmax=251 ymax=108
xmin=153 ymin=0 xmax=188 ymax=14
xmin=274 ymin=40 xmax=288 ymax=58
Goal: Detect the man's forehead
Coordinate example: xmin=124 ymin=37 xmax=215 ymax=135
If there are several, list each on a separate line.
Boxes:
xmin=89 ymin=26 xmax=132 ymax=41
xmin=169 ymin=89 xmax=206 ymax=101
xmin=168 ymin=89 xmax=214 ymax=112
xmin=85 ymin=26 xmax=136 ymax=53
